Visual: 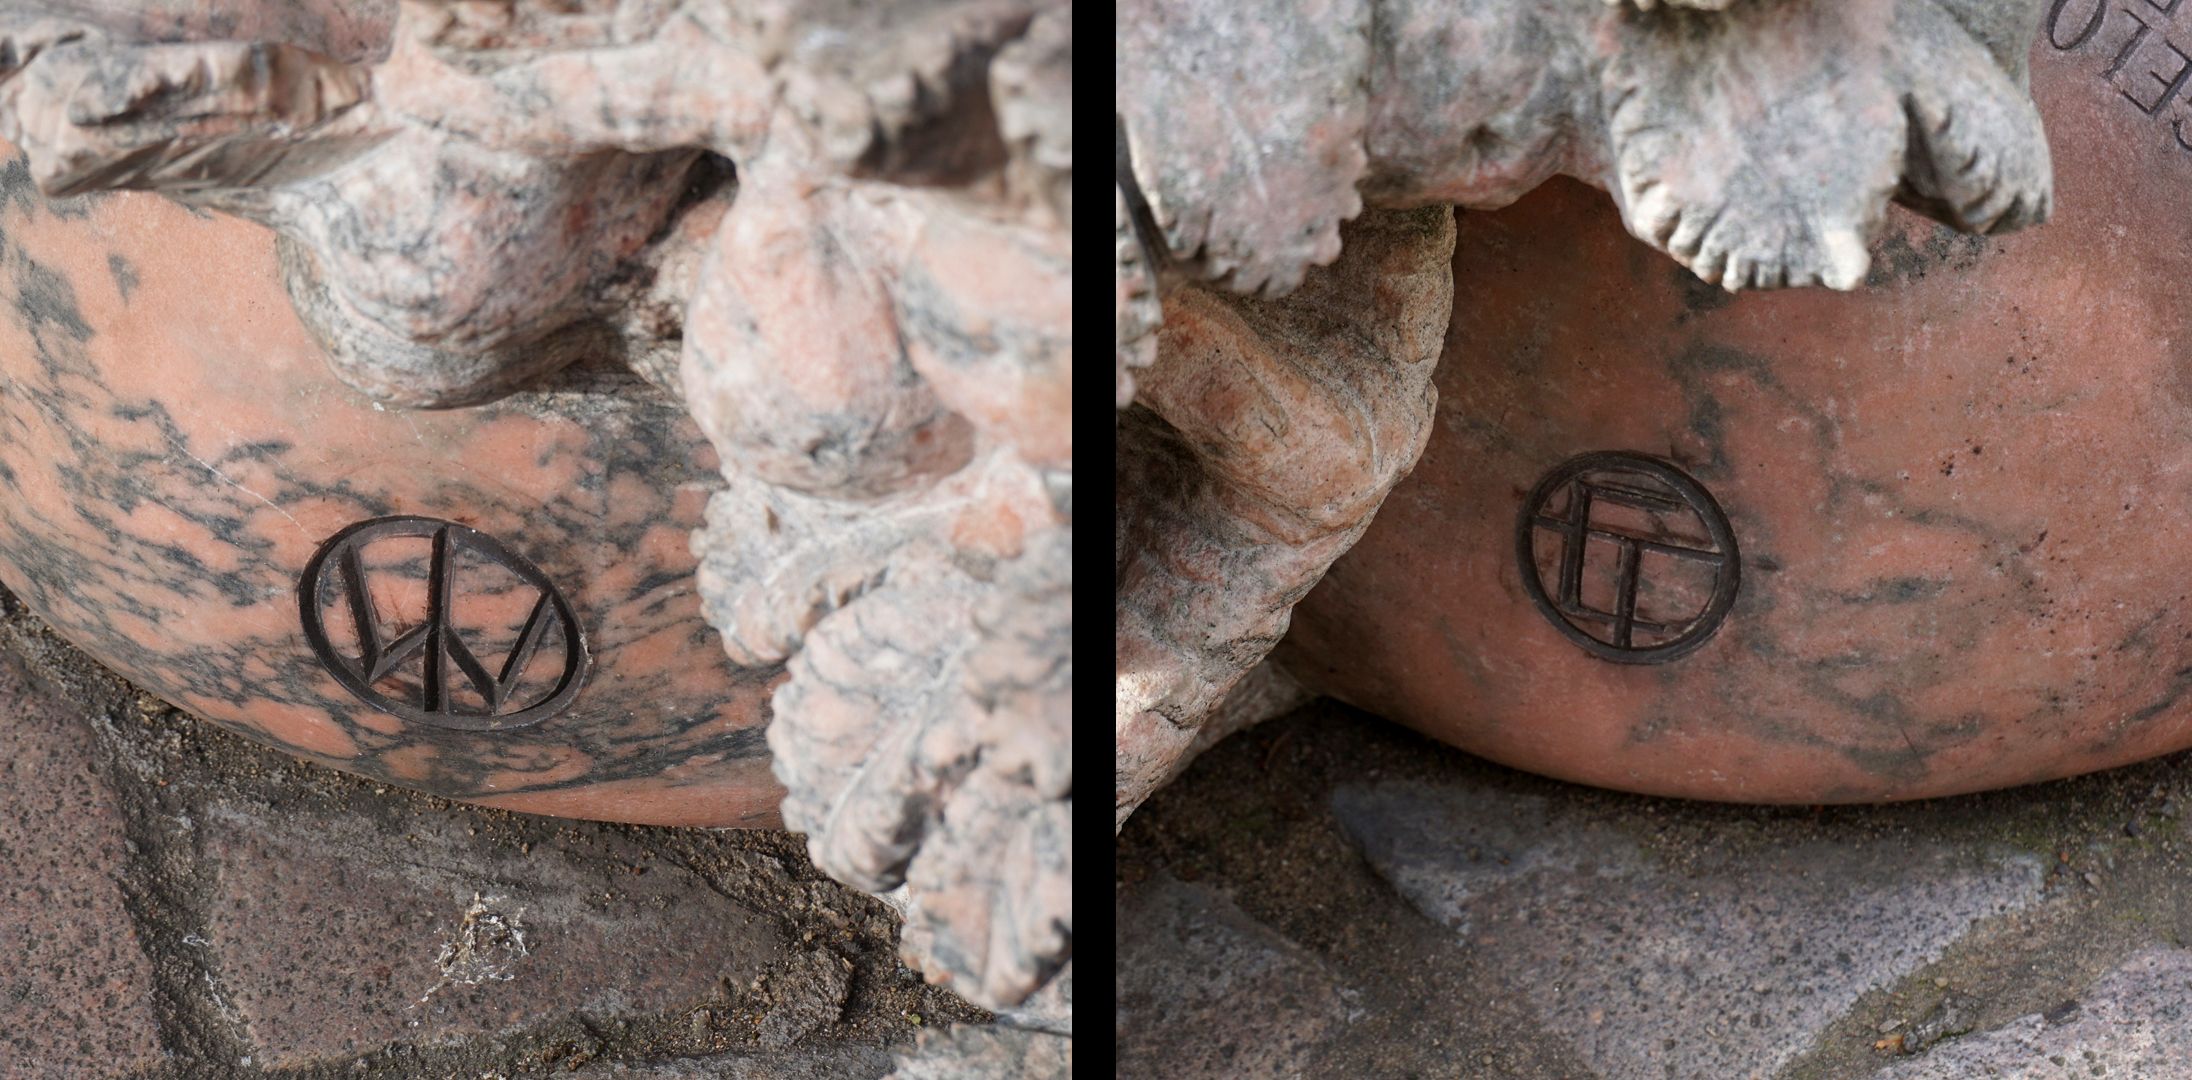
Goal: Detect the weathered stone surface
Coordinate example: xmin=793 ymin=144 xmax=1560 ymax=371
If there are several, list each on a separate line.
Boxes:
xmin=756 ymin=950 xmax=853 ymax=1049
xmin=751 ymin=520 xmax=1072 ymax=1010
xmin=886 ymin=1024 xmax=1072 ymax=1080
xmin=0 ymin=660 xmax=164 ymax=1079
xmin=1115 ymin=0 xmax=1369 ymax=298
xmin=1 ymin=575 xmax=987 ymax=1077
xmin=569 ymin=1047 xmax=895 ymax=1079
xmin=993 ymin=9 xmax=1073 ymax=225
xmin=1122 ymin=700 xmax=2192 ymax=1080
xmin=1116 ymin=183 xmax=1162 ymax=408
xmin=0 ymin=0 xmax=1072 ymax=1015
xmin=1114 ymin=878 xmax=1350 ymax=1080
xmin=1333 ymin=781 xmax=2045 ymax=1080
xmin=202 ymin=802 xmax=787 ymax=1067
xmin=1868 ymin=947 xmax=2192 ymax=1079
xmin=1119 ymin=0 xmax=2050 ymax=297
xmin=1284 ymin=18 xmax=2192 ymax=802
xmin=1114 ymin=205 xmax=1453 ymax=828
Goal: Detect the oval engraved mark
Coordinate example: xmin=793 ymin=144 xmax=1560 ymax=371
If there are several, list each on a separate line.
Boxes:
xmin=299 ymin=515 xmax=588 ymax=730
xmin=1515 ymin=451 xmax=1740 ymax=664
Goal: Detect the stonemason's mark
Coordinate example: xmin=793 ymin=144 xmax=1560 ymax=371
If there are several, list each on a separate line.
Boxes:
xmin=1516 ymin=451 xmax=1741 ymax=664
xmin=2049 ymin=0 xmax=2192 ymax=150
xmin=299 ymin=516 xmax=588 ymax=732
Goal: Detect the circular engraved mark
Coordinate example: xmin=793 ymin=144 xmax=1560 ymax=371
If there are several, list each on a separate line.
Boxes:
xmin=298 ymin=515 xmax=588 ymax=731
xmin=1515 ymin=451 xmax=1740 ymax=664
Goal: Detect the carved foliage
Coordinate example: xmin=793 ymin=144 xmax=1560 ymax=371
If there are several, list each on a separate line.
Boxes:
xmin=1115 ymin=0 xmax=1370 ymax=298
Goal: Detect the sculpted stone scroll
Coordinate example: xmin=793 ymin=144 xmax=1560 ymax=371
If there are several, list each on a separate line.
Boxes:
xmin=1115 ymin=206 xmax=1455 ymax=826
xmin=1114 ymin=0 xmax=2058 ymax=824
xmin=0 ymin=0 xmax=1070 ymax=1060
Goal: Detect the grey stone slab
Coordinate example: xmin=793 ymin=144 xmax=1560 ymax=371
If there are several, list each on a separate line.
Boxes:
xmin=0 ymin=661 xmax=164 ymax=1078
xmin=1869 ymin=946 xmax=2192 ymax=1079
xmin=1115 ymin=877 xmax=1351 ymax=1080
xmin=201 ymin=803 xmax=787 ymax=1067
xmin=1335 ymin=781 xmax=2045 ymax=1080
xmin=756 ymin=948 xmax=852 ymax=1049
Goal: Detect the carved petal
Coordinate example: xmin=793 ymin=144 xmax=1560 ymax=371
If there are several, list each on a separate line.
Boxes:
xmin=900 ymin=533 xmax=1070 ymax=1006
xmin=765 ymin=533 xmax=1074 ymax=1010
xmin=1116 ymin=0 xmax=1370 ymax=298
xmin=1891 ymin=0 xmax=2052 ymax=235
xmin=1596 ymin=0 xmax=2050 ymax=290
xmin=769 ymin=568 xmax=971 ymax=895
xmin=893 ymin=194 xmax=1073 ymax=470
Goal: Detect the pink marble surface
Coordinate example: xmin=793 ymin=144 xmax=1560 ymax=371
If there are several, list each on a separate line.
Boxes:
xmin=0 ymin=145 xmax=783 ymax=827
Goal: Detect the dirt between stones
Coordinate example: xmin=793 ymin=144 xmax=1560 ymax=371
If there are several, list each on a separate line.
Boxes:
xmin=0 ymin=580 xmax=986 ymax=1079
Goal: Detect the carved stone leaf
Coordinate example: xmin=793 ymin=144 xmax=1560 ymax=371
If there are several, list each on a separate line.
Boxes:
xmin=2 ymin=37 xmax=371 ymax=198
xmin=1891 ymin=0 xmax=2052 ymax=235
xmin=0 ymin=10 xmax=714 ymax=407
xmin=901 ymin=772 xmax=1070 ymax=1006
xmin=900 ymin=529 xmax=1070 ymax=1005
xmin=364 ymin=2 xmax=774 ymax=160
xmin=1350 ymin=0 xmax=1589 ymax=213
xmin=989 ymin=7 xmax=1071 ymax=223
xmin=690 ymin=481 xmax=899 ymax=671
xmin=765 ymin=527 xmax=1069 ymax=1010
xmin=768 ymin=567 xmax=974 ymax=895
xmin=273 ymin=131 xmax=701 ymax=405
xmin=1596 ymin=0 xmax=2050 ymax=290
xmin=1599 ymin=2 xmax=1907 ymax=290
xmin=1116 ymin=0 xmax=1370 ymax=298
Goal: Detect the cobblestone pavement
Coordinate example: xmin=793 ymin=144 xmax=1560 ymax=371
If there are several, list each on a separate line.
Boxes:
xmin=1118 ymin=700 xmax=2192 ymax=1080
xmin=0 ymin=583 xmax=1016 ymax=1080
